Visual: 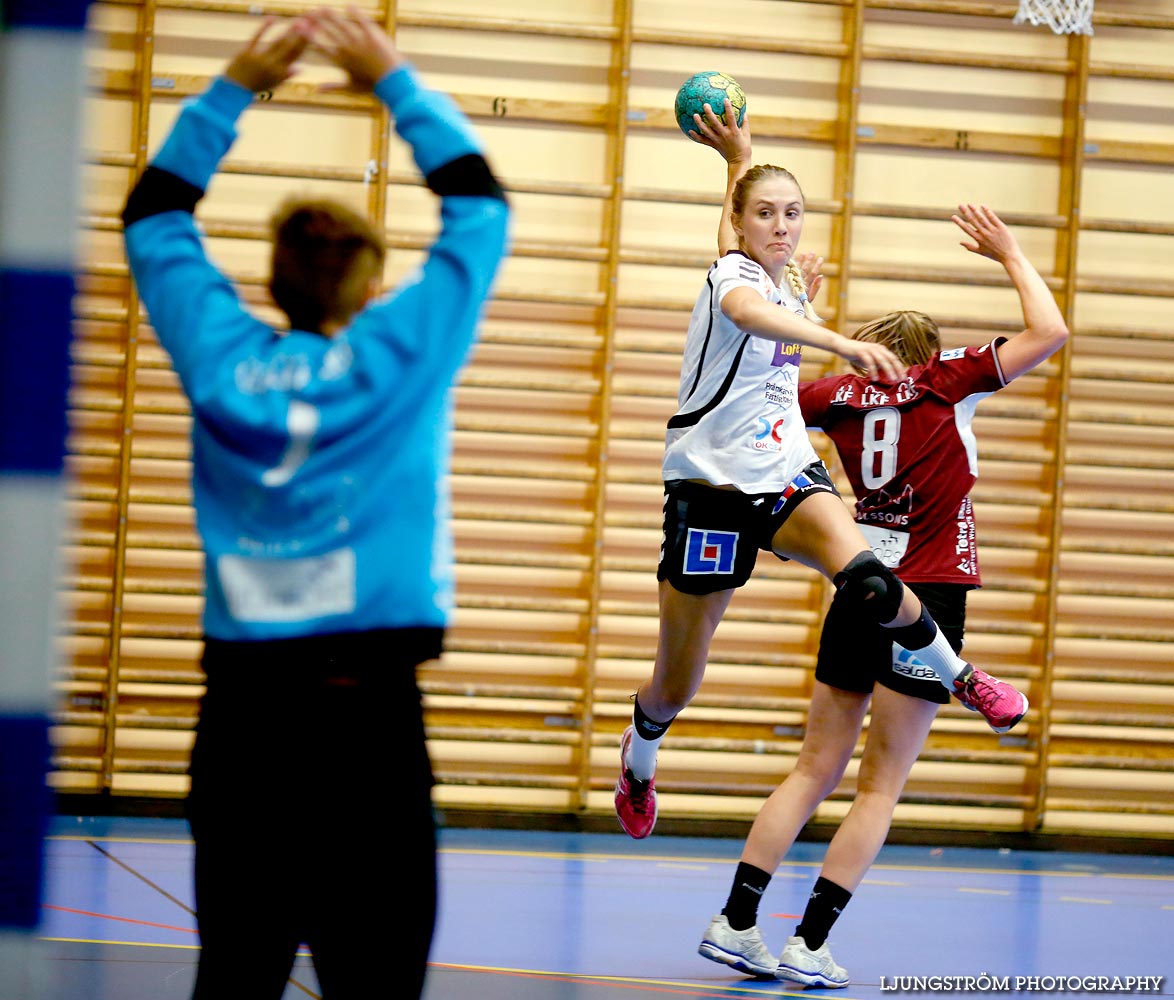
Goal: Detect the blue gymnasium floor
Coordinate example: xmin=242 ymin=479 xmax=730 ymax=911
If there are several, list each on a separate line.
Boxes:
xmin=31 ymin=815 xmax=1174 ymax=999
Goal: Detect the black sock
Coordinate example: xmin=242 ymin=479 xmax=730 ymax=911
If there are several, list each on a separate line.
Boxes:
xmin=721 ymin=862 xmax=772 ymax=931
xmin=795 ymin=876 xmax=852 ymax=950
xmin=632 ymin=694 xmax=673 ymax=741
xmin=886 ymin=603 xmax=935 ymax=649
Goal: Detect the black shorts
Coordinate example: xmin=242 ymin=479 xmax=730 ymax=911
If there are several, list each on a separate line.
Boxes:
xmin=656 ymin=462 xmax=837 ymax=596
xmin=815 ymin=581 xmax=969 ymax=704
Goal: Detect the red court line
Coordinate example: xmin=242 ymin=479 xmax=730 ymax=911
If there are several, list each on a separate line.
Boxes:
xmin=43 ymin=904 xmax=196 ymax=935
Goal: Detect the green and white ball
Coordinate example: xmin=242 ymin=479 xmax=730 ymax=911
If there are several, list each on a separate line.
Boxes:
xmin=674 ymin=71 xmax=747 ymax=136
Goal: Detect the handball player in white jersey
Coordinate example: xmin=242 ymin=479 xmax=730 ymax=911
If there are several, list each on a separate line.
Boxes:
xmin=673 ymin=105 xmax=1066 ymax=987
xmin=614 ymin=103 xmax=1032 ymax=851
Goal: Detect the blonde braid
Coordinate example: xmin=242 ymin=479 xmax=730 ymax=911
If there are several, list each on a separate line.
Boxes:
xmin=784 ymin=259 xmax=823 ymax=324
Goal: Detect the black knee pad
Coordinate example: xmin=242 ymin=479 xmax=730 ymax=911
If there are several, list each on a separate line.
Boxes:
xmin=831 ymin=551 xmax=905 ymax=625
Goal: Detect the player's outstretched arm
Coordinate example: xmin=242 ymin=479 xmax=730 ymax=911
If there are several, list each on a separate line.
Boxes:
xmin=722 ymin=287 xmax=906 ymax=382
xmin=952 ymin=203 xmax=1069 ymax=382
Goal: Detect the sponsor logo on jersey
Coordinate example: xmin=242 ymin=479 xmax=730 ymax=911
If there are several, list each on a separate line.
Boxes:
xmin=856 ymin=483 xmax=914 ymax=526
xmin=954 ymin=506 xmax=977 ymax=573
xmin=832 ymin=383 xmax=856 ymax=404
xmin=683 ymin=528 xmax=738 ymax=574
xmin=772 ymin=470 xmax=816 ymax=513
xmin=861 ymin=385 xmax=891 ymax=406
xmin=764 ymin=378 xmax=794 ymax=405
xmin=320 ymin=339 xmax=354 ymax=381
xmin=771 ymin=341 xmax=802 ymax=367
xmin=235 ymin=352 xmax=312 ymax=395
xmin=895 ymin=378 xmax=919 ymax=403
xmin=753 ymin=417 xmax=786 ymax=449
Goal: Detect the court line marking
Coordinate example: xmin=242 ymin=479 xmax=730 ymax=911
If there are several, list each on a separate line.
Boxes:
xmin=32 ymin=946 xmax=833 ymax=1000
xmin=85 ymin=840 xmax=194 ymax=918
xmin=49 ymin=836 xmax=191 ymax=845
xmin=50 ymin=836 xmax=1174 ymax=882
xmin=428 ymin=961 xmax=837 ymax=998
xmin=43 ymin=904 xmax=195 ymax=934
xmin=40 ymin=937 xmax=198 ymax=950
xmin=435 ymin=847 xmax=1174 ymax=882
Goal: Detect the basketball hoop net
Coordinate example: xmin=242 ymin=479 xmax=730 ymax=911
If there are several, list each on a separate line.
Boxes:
xmin=1013 ymin=0 xmax=1094 ymax=35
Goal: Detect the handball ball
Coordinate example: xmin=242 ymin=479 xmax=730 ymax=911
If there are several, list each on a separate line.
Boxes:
xmin=674 ymin=71 xmax=747 ymax=136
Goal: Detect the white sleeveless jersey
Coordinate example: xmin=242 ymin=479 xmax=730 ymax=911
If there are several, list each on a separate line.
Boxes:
xmin=663 ymin=251 xmax=819 ymax=492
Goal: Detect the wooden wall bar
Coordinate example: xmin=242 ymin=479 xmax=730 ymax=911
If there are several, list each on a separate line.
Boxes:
xmin=59 ymin=0 xmax=1173 ymax=837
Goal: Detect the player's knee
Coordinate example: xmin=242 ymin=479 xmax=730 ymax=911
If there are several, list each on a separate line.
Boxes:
xmin=831 ymin=551 xmax=904 ymax=625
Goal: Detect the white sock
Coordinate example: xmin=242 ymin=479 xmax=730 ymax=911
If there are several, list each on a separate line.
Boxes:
xmin=626 ymin=727 xmax=663 ymax=781
xmin=898 ymin=627 xmax=966 ymax=689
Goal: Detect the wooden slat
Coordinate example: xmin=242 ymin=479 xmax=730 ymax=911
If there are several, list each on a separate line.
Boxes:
xmin=57 ymin=0 xmax=1174 ymax=835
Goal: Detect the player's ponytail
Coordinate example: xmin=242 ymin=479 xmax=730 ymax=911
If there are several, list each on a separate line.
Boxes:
xmin=784 ymin=259 xmax=823 ymax=324
xmin=852 ymin=310 xmax=940 ymax=367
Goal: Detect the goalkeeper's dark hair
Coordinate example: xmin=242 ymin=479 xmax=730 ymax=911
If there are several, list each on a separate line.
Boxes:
xmin=268 ymin=198 xmax=385 ymax=333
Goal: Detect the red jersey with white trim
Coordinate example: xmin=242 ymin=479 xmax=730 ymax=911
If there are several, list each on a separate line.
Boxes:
xmin=798 ymin=338 xmax=1009 ymax=584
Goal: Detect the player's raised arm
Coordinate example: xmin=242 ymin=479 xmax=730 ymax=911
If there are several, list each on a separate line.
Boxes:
xmin=952 ymin=204 xmax=1069 ymax=382
xmin=688 ymin=98 xmax=752 ymax=256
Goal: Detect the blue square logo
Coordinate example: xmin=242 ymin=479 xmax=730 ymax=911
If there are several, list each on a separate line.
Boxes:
xmin=683 ymin=528 xmax=738 ymax=574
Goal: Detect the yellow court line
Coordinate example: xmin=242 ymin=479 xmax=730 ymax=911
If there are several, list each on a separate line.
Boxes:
xmin=1104 ymin=872 xmax=1174 ymax=883
xmin=427 ymin=961 xmax=845 ymax=999
xmin=49 ymin=836 xmax=192 ymax=846
xmin=40 ymin=937 xmax=198 ymax=951
xmin=436 ymin=848 xmax=1174 ymax=883
xmin=48 ymin=836 xmax=1174 ymax=882
xmin=36 ymin=944 xmax=835 ymax=999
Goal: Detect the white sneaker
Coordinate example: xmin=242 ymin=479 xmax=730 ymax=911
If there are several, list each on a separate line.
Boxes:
xmin=698 ymin=914 xmax=778 ymax=978
xmin=776 ymin=935 xmax=849 ymax=988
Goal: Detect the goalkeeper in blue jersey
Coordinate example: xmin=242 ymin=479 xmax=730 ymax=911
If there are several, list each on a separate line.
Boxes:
xmin=120 ymin=8 xmax=510 ymax=998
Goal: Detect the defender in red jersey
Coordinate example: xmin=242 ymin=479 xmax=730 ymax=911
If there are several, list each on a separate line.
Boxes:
xmin=800 ymin=336 xmax=1005 ymax=584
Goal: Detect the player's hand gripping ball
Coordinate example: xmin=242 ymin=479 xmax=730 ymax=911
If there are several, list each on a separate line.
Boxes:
xmin=674 ymin=72 xmax=747 ymax=137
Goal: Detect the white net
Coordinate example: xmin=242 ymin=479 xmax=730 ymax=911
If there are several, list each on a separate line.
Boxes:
xmin=1013 ymin=0 xmax=1095 ymax=35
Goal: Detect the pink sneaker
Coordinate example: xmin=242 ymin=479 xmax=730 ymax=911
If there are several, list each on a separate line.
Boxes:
xmin=953 ymin=664 xmax=1028 ymax=733
xmin=615 ymin=726 xmax=657 ymax=839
